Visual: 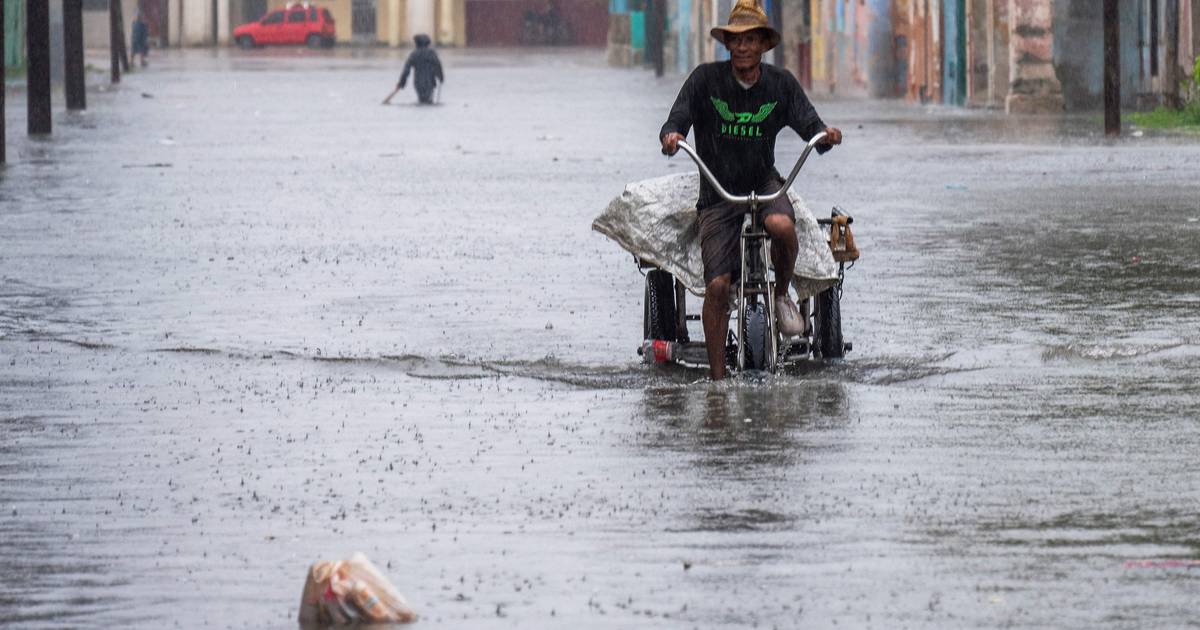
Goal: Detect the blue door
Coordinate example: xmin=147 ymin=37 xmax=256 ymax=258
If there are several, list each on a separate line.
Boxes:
xmin=942 ymin=0 xmax=966 ymax=105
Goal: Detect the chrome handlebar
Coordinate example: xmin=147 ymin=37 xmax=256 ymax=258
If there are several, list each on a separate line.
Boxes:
xmin=674 ymin=130 xmax=829 ymax=205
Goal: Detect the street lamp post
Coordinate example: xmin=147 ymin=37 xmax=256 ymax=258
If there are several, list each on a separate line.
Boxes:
xmin=1103 ymin=0 xmax=1120 ymax=136
xmin=65 ymin=0 xmax=87 ymax=111
xmin=1 ymin=0 xmax=6 ymax=164
xmin=27 ymin=0 xmax=52 ymax=135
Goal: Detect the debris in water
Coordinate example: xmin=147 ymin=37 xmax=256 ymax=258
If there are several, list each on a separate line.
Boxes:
xmin=298 ymin=552 xmax=417 ymax=625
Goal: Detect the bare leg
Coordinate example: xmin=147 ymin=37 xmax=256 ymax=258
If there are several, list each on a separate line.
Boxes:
xmin=702 ymin=274 xmax=732 ymax=380
xmin=764 ymin=214 xmax=798 ymax=298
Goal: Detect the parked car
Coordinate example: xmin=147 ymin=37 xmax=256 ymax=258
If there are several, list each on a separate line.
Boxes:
xmin=234 ymin=3 xmax=335 ymax=49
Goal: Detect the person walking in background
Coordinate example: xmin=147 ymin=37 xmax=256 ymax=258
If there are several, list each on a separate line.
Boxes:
xmin=383 ymin=34 xmax=444 ymax=105
xmin=131 ymin=10 xmax=150 ymax=67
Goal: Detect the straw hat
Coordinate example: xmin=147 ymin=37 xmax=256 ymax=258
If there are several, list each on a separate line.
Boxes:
xmin=710 ymin=0 xmax=780 ymax=51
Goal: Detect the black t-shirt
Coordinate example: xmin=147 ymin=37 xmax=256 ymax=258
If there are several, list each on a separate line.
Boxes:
xmin=660 ymin=61 xmax=828 ymax=209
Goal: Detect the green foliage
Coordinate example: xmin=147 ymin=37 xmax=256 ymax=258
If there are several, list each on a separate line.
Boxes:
xmin=1128 ymin=101 xmax=1200 ymax=129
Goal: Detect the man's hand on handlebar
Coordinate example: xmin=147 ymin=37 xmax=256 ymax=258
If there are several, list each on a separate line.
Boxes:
xmin=819 ymin=127 xmax=843 ymax=147
xmin=661 ymin=132 xmax=685 ymax=156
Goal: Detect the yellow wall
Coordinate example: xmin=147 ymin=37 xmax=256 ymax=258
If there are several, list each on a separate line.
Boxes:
xmin=377 ymin=0 xmax=405 ymax=44
xmin=453 ymin=0 xmax=467 ymax=46
xmin=811 ymin=0 xmax=826 ymax=81
xmin=435 ymin=0 xmax=465 ymax=46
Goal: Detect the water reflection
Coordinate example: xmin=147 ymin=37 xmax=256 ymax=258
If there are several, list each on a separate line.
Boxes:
xmin=632 ymin=379 xmax=853 ymax=535
xmin=638 ymin=377 xmax=851 ymax=465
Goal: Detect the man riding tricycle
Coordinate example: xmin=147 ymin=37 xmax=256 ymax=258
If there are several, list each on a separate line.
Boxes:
xmin=593 ymin=0 xmax=858 ymax=380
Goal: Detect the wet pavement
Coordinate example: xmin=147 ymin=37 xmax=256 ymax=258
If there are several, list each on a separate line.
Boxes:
xmin=2 ymin=47 xmax=1199 ymax=628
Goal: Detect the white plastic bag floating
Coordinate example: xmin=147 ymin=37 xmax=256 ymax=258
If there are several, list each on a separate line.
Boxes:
xmin=592 ymin=172 xmax=838 ymax=300
xmin=298 ymin=553 xmax=417 ymax=626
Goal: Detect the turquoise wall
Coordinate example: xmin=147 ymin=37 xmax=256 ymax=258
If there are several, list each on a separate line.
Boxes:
xmin=4 ymin=0 xmax=25 ymax=69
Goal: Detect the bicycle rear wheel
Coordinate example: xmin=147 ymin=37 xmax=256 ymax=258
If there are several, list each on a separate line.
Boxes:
xmin=813 ymin=286 xmax=844 ymax=359
xmin=643 ymin=269 xmax=677 ymax=341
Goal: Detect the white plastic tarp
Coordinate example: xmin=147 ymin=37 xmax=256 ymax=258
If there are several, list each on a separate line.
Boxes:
xmin=592 ymin=173 xmax=838 ymax=300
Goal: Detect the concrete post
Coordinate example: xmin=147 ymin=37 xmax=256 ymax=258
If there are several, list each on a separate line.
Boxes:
xmin=1005 ymin=0 xmax=1063 ymax=113
xmin=1164 ymin=0 xmax=1180 ymax=108
xmin=649 ymin=0 xmax=664 ymax=76
xmin=218 ymin=0 xmax=231 ymax=45
xmin=28 ymin=0 xmax=53 ymax=134
xmin=967 ymin=0 xmax=989 ymax=104
xmin=1104 ymin=0 xmax=1120 ymax=135
xmin=985 ymin=0 xmax=1010 ymax=108
xmin=169 ymin=0 xmax=181 ymax=46
xmin=180 ymin=0 xmax=210 ymax=46
xmin=437 ymin=0 xmax=454 ymax=44
xmin=1 ymin=0 xmax=5 ymax=164
xmin=110 ymin=0 xmax=122 ymax=82
xmin=49 ymin=1 xmax=64 ymax=82
xmin=114 ymin=0 xmax=129 ymax=70
xmin=407 ymin=0 xmax=435 ymax=40
xmin=456 ymin=0 xmax=467 ymax=46
xmin=65 ymin=0 xmax=86 ymax=110
xmin=986 ymin=0 xmax=995 ymax=105
xmin=388 ymin=0 xmax=402 ymax=46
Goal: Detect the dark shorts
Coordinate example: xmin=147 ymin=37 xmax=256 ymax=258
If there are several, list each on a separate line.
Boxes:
xmin=698 ymin=178 xmax=795 ymax=285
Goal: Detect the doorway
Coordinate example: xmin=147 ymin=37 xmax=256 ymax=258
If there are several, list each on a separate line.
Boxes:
xmin=352 ymin=0 xmax=378 ymax=41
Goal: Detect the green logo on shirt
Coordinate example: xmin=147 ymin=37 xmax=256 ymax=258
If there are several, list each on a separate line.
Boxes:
xmin=711 ymin=97 xmax=776 ymax=137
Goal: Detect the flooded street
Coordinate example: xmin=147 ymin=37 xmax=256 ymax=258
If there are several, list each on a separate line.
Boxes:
xmin=2 ymin=47 xmax=1199 ymax=628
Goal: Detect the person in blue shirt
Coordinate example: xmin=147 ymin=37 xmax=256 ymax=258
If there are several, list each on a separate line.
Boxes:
xmin=131 ymin=10 xmax=150 ymax=68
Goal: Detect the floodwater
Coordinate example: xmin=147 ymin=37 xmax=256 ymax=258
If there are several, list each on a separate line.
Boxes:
xmin=2 ymin=47 xmax=1199 ymax=628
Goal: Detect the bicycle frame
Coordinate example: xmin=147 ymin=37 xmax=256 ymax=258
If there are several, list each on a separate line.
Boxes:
xmin=737 ymin=201 xmax=773 ymax=370
xmin=674 ymin=133 xmax=828 ymax=373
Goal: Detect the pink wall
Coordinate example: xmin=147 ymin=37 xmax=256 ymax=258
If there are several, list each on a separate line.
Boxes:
xmin=465 ymin=0 xmax=608 ymax=46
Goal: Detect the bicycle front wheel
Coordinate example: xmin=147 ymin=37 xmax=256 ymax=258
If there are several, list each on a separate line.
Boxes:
xmin=741 ymin=301 xmax=771 ymax=371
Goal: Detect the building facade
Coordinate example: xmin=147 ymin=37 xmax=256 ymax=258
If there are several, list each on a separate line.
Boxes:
xmin=80 ymin=0 xmax=608 ymax=48
xmin=615 ymin=0 xmax=1200 ymax=112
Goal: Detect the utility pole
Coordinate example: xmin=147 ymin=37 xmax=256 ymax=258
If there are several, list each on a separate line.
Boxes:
xmin=1 ymin=0 xmax=6 ymax=163
xmin=1104 ymin=0 xmax=1120 ymax=136
xmin=27 ymin=0 xmax=52 ymax=135
xmin=65 ymin=0 xmax=87 ymax=111
xmin=111 ymin=0 xmax=122 ymax=82
xmin=117 ymin=0 xmax=129 ymax=71
xmin=1163 ymin=0 xmax=1180 ymax=109
xmin=986 ymin=0 xmax=996 ymax=107
xmin=649 ymin=0 xmax=665 ymax=77
xmin=110 ymin=0 xmax=130 ymax=81
xmin=771 ymin=0 xmax=783 ymax=67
